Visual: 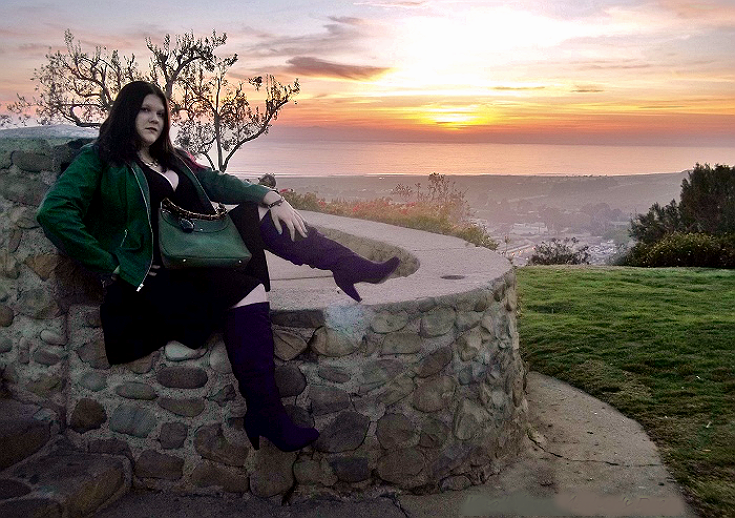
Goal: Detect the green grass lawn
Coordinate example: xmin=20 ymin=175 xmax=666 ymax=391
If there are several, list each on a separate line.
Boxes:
xmin=516 ymin=266 xmax=735 ymax=518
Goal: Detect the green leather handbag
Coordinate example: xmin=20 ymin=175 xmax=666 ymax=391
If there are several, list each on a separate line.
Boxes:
xmin=158 ymin=198 xmax=251 ymax=269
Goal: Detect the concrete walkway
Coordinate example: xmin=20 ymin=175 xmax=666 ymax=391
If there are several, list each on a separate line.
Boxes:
xmin=95 ymin=371 xmax=697 ymax=518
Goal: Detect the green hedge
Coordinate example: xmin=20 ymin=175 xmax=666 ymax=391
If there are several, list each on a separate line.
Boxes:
xmin=624 ymin=232 xmax=735 ymax=268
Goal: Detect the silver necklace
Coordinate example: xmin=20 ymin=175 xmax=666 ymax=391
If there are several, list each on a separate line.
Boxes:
xmin=139 ymin=154 xmax=160 ymax=169
xmin=142 ymin=159 xmax=160 ymax=169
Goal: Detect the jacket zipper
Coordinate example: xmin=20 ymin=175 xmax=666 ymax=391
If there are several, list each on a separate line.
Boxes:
xmin=132 ymin=168 xmax=154 ymax=292
xmin=118 ymin=229 xmax=128 ymax=248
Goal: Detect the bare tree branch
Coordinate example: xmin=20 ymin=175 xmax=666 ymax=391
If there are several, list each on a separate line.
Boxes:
xmin=17 ymin=30 xmax=299 ymax=172
xmin=26 ymin=30 xmax=143 ymax=126
xmin=173 ymin=59 xmax=299 ymax=171
xmin=146 ymin=31 xmax=227 ymax=102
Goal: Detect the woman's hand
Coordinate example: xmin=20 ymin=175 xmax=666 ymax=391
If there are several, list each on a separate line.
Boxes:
xmin=268 ymin=197 xmax=308 ymax=241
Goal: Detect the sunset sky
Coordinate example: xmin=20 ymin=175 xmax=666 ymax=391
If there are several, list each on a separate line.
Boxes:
xmin=1 ymin=0 xmax=734 ymax=146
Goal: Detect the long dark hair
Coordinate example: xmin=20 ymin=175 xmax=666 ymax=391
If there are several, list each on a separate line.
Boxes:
xmin=97 ymin=81 xmax=178 ymax=169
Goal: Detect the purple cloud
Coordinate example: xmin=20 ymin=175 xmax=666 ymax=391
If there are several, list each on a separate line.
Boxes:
xmin=284 ymin=56 xmax=391 ymax=80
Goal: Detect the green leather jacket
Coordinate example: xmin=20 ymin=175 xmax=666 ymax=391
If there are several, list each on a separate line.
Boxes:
xmin=37 ymin=144 xmax=271 ymax=290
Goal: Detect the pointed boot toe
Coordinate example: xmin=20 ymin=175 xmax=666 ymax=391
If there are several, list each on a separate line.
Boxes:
xmin=333 ymin=256 xmax=400 ymax=302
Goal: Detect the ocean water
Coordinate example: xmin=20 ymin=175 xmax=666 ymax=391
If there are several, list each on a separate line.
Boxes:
xmin=223 ymin=140 xmax=734 ymax=179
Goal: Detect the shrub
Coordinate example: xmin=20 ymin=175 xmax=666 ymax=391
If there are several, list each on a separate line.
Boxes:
xmin=631 ymin=163 xmax=735 ymax=244
xmin=624 ymin=232 xmax=734 ymax=268
xmin=630 ymin=200 xmax=684 ymax=245
xmin=282 ymin=186 xmax=497 ymax=250
xmin=719 ymin=234 xmax=735 ymax=268
xmin=627 ymin=163 xmax=735 ymax=268
xmin=679 ymin=163 xmax=735 ymax=236
xmin=527 ymin=237 xmax=590 ymax=266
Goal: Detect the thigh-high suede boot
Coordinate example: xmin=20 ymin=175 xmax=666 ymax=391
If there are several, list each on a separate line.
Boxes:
xmin=224 ymin=302 xmax=319 ymax=451
xmin=260 ymin=217 xmax=400 ymax=302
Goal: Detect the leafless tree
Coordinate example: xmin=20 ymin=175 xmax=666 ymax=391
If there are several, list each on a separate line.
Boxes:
xmin=10 ymin=30 xmax=299 ymax=171
xmin=173 ymin=57 xmax=299 ymax=171
xmin=10 ymin=30 xmax=143 ymax=126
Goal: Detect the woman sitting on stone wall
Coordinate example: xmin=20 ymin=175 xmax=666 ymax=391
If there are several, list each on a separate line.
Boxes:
xmin=36 ymin=81 xmax=399 ymax=452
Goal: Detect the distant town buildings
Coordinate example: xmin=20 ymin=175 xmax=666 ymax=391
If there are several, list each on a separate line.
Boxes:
xmin=278 ymin=173 xmax=681 ymax=267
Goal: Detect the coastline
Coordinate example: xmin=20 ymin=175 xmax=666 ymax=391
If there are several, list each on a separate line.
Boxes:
xmin=226 ymin=139 xmax=733 ymax=178
xmin=253 ymin=171 xmax=687 ymax=216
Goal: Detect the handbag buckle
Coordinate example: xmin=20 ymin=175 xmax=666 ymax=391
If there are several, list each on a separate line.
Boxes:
xmin=179 ymin=218 xmax=195 ymax=233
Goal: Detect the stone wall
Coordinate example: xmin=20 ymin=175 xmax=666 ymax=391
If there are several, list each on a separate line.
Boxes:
xmin=0 ymin=128 xmax=100 ymax=425
xmin=0 ymin=127 xmax=527 ymax=499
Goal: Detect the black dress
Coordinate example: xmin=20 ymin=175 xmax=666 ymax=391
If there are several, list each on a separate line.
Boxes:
xmin=100 ymin=162 xmax=270 ymax=364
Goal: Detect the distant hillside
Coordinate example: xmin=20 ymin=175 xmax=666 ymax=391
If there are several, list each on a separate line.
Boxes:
xmin=276 ymin=171 xmax=688 ymax=216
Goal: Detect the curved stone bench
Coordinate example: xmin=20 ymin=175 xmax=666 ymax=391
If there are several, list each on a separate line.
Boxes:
xmin=0 ymin=128 xmax=527 ymax=499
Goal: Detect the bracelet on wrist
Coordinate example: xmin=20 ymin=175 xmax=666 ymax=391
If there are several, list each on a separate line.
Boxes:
xmin=265 ymin=197 xmax=284 ymax=209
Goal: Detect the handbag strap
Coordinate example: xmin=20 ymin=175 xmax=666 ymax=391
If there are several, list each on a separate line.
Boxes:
xmin=161 ymin=197 xmax=228 ymax=221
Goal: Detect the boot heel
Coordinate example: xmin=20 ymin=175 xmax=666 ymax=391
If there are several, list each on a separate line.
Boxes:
xmin=333 ymin=277 xmax=362 ymax=302
xmin=247 ymin=434 xmax=260 ymax=450
xmin=226 ymin=303 xmax=320 ymax=453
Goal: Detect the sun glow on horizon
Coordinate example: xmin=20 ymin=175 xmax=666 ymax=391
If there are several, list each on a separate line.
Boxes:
xmin=414 ymin=103 xmax=492 ymax=129
xmin=284 ymin=1 xmax=735 ymax=143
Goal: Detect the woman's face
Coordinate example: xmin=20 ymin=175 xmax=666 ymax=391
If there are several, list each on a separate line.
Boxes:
xmin=135 ymin=94 xmax=166 ymax=149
